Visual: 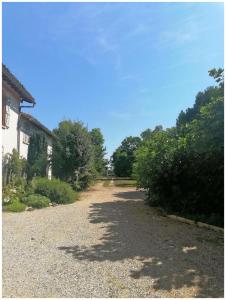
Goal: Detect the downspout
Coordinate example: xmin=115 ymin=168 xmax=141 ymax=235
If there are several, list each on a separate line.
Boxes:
xmin=17 ymin=100 xmax=35 ymax=156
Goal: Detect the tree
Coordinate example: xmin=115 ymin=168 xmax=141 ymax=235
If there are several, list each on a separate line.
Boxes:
xmin=208 ymin=67 xmax=224 ymax=88
xmin=133 ymin=68 xmax=224 ymax=226
xmin=141 ymin=129 xmax=152 ymax=141
xmin=52 ymin=120 xmax=95 ymax=190
xmin=89 ymin=128 xmax=106 ymax=175
xmin=141 ymin=125 xmax=164 ymax=141
xmin=112 ymin=136 xmax=141 ymax=177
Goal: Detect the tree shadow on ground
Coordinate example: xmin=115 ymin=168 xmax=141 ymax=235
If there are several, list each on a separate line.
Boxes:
xmin=58 ymin=190 xmax=224 ymax=297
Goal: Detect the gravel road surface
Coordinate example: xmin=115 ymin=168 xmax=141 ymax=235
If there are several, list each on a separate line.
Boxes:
xmin=3 ymin=183 xmax=224 ymax=297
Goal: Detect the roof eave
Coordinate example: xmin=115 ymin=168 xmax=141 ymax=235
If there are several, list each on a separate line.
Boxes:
xmin=2 ymin=64 xmax=36 ymax=104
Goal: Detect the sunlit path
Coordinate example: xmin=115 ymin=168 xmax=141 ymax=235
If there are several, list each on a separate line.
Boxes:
xmin=3 ymin=183 xmax=223 ymax=298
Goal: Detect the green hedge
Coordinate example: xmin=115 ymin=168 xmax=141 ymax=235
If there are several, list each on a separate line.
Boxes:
xmin=32 ymin=177 xmax=78 ymax=204
xmin=22 ymin=194 xmax=50 ymax=209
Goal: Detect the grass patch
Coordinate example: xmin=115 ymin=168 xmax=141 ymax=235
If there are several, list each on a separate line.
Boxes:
xmin=3 ymin=198 xmax=26 ymax=212
xmin=113 ymin=180 xmax=137 ymax=187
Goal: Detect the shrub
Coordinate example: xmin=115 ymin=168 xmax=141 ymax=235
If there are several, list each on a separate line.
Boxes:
xmin=3 ymin=183 xmax=26 ymax=204
xmin=2 ymin=149 xmax=27 ymax=187
xmin=3 ymin=197 xmax=26 ymax=212
xmin=32 ymin=177 xmax=78 ymax=204
xmin=22 ymin=194 xmax=50 ymax=209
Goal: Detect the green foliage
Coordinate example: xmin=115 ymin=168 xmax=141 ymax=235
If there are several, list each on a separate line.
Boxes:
xmin=32 ymin=177 xmax=78 ymax=204
xmin=133 ymin=68 xmax=224 ymax=226
xmin=134 ymin=128 xmax=177 ymax=199
xmin=141 ymin=129 xmax=152 ymax=141
xmin=22 ymin=194 xmax=50 ymax=208
xmin=3 ymin=182 xmax=26 ymax=205
xmin=2 ymin=149 xmax=27 ymax=186
xmin=52 ymin=120 xmax=95 ymax=190
xmin=208 ymin=67 xmax=224 ymax=87
xmin=27 ymin=133 xmax=48 ymax=180
xmin=90 ymin=128 xmax=107 ymax=176
xmin=112 ymin=136 xmax=141 ymax=177
xmin=3 ymin=197 xmax=26 ymax=212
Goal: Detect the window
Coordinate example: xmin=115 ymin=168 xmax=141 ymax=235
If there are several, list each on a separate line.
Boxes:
xmin=5 ymin=104 xmax=10 ymax=128
xmin=23 ymin=132 xmax=30 ymax=144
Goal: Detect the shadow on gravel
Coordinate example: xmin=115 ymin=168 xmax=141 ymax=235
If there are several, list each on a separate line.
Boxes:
xmin=58 ymin=190 xmax=224 ymax=297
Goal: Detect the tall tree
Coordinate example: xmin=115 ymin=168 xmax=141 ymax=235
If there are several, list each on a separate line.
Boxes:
xmin=89 ymin=128 xmax=106 ymax=175
xmin=133 ymin=68 xmax=224 ymax=226
xmin=141 ymin=129 xmax=152 ymax=141
xmin=52 ymin=120 xmax=94 ymax=190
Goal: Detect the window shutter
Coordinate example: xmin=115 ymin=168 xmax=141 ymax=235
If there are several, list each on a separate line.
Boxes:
xmin=2 ymin=92 xmax=6 ymax=127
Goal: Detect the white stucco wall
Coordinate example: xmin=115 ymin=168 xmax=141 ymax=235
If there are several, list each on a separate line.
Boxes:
xmin=2 ymin=81 xmax=53 ymax=180
xmin=2 ymin=96 xmax=20 ymax=156
xmin=47 ymin=139 xmax=52 ymax=180
xmin=19 ymin=130 xmax=29 ymax=159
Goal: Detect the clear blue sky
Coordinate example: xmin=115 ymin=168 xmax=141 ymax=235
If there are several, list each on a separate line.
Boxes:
xmin=3 ymin=2 xmax=224 ymax=158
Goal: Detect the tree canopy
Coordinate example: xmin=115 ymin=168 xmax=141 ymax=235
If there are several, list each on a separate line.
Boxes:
xmin=52 ymin=120 xmax=95 ymax=190
xmin=132 ymin=68 xmax=224 ymax=226
xmin=112 ymin=136 xmax=141 ymax=177
xmin=89 ymin=128 xmax=106 ymax=176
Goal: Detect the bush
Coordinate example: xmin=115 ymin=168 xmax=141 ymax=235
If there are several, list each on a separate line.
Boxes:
xmin=3 ymin=183 xmax=26 ymax=204
xmin=22 ymin=194 xmax=50 ymax=209
xmin=32 ymin=177 xmax=78 ymax=204
xmin=3 ymin=197 xmax=26 ymax=212
xmin=2 ymin=149 xmax=27 ymax=187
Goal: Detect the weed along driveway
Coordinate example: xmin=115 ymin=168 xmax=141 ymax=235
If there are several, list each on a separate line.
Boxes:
xmin=3 ymin=183 xmax=223 ymax=298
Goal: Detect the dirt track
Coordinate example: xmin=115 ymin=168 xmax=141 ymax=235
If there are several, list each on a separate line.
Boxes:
xmin=3 ymin=183 xmax=224 ymax=297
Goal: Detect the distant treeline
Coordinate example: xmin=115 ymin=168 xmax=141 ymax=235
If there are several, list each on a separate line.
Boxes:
xmin=111 ymin=68 xmax=224 ymax=226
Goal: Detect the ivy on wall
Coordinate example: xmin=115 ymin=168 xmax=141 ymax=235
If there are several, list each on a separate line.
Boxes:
xmin=27 ymin=132 xmax=48 ymax=180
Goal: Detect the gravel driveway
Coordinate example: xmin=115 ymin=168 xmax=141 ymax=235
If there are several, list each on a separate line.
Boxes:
xmin=3 ymin=183 xmax=224 ymax=297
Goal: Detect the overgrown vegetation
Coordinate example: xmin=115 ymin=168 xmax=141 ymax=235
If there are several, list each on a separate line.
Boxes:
xmin=3 ymin=197 xmax=26 ymax=212
xmin=31 ymin=177 xmax=78 ymax=204
xmin=132 ymin=68 xmax=224 ymax=226
xmin=2 ymin=122 xmax=106 ymax=211
xmin=2 ymin=149 xmax=27 ymax=186
xmin=27 ymin=133 xmax=48 ymax=180
xmin=22 ymin=194 xmax=50 ymax=208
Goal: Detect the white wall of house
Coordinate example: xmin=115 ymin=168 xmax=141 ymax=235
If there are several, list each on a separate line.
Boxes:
xmin=2 ymin=95 xmax=20 ymax=156
xmin=19 ymin=129 xmax=29 ymax=159
xmin=2 ymin=79 xmax=53 ymax=180
xmin=47 ymin=140 xmax=52 ymax=180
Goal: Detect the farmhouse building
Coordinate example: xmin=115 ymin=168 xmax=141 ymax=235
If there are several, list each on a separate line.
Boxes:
xmin=2 ymin=64 xmax=53 ymax=179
